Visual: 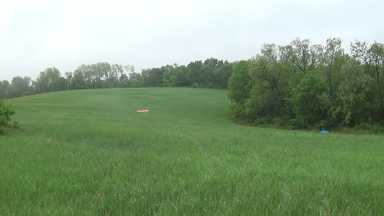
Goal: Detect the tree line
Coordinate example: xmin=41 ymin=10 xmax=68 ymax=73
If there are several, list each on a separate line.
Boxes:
xmin=2 ymin=37 xmax=384 ymax=131
xmin=0 ymin=58 xmax=234 ymax=99
xmin=228 ymin=37 xmax=384 ymax=130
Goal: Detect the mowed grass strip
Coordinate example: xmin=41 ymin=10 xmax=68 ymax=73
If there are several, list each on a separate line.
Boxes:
xmin=1 ymin=88 xmax=383 ymax=215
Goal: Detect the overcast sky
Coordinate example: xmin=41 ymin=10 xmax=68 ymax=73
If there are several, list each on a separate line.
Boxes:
xmin=1 ymin=0 xmax=383 ymax=82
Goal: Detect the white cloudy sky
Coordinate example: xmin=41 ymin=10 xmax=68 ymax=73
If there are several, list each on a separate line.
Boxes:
xmin=1 ymin=0 xmax=383 ymax=82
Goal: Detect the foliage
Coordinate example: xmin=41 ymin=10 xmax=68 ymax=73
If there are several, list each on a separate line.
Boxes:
xmin=227 ymin=61 xmax=252 ymax=104
xmin=227 ymin=37 xmax=384 ymax=130
xmin=10 ymin=76 xmax=33 ymax=98
xmin=0 ymin=100 xmax=16 ymax=135
xmin=246 ymin=54 xmax=291 ymax=120
xmin=1 ymin=58 xmax=233 ymax=99
xmin=289 ymin=72 xmax=331 ymax=128
xmin=0 ymin=80 xmax=11 ymax=99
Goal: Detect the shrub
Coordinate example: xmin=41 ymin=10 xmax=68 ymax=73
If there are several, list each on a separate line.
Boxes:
xmin=0 ymin=100 xmax=16 ymax=135
xmin=354 ymin=123 xmax=384 ymax=134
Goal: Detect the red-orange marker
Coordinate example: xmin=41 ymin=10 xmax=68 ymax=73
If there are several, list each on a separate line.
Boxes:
xmin=137 ymin=110 xmax=149 ymax=113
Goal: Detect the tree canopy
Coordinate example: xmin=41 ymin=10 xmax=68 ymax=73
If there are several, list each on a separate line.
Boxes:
xmin=0 ymin=58 xmax=234 ymax=99
xmin=227 ymin=37 xmax=384 ymax=129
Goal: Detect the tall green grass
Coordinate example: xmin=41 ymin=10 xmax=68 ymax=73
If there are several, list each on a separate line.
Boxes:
xmin=1 ymin=88 xmax=383 ymax=215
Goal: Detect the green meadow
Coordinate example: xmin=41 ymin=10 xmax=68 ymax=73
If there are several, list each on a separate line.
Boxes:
xmin=1 ymin=88 xmax=383 ymax=215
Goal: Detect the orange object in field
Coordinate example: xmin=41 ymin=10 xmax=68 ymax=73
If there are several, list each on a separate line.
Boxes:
xmin=137 ymin=110 xmax=149 ymax=113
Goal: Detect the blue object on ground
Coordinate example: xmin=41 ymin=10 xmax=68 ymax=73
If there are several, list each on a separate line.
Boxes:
xmin=320 ymin=130 xmax=330 ymax=134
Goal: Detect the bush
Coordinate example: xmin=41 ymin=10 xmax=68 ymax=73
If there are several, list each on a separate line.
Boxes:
xmin=253 ymin=117 xmax=270 ymax=126
xmin=0 ymin=100 xmax=16 ymax=135
xmin=354 ymin=123 xmax=384 ymax=134
xmin=230 ymin=104 xmax=247 ymax=121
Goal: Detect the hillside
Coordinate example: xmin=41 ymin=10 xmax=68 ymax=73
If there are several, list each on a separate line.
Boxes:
xmin=1 ymin=88 xmax=383 ymax=215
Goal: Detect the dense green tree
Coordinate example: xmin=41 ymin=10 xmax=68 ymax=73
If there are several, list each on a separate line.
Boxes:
xmin=338 ymin=55 xmax=374 ymax=125
xmin=34 ymin=68 xmax=62 ymax=93
xmin=88 ymin=62 xmax=109 ymax=88
xmin=322 ymin=38 xmax=344 ymax=94
xmin=9 ymin=76 xmax=32 ymax=98
xmin=0 ymin=80 xmax=11 ymax=99
xmin=368 ymin=42 xmax=384 ymax=120
xmin=289 ymin=72 xmax=331 ymax=128
xmin=74 ymin=64 xmax=94 ymax=88
xmin=169 ymin=65 xmax=189 ymax=87
xmin=71 ymin=70 xmax=86 ymax=89
xmin=287 ymin=38 xmax=312 ymax=74
xmin=160 ymin=65 xmax=177 ymax=87
xmin=187 ymin=61 xmax=204 ymax=87
xmin=212 ymin=62 xmax=233 ymax=89
xmin=109 ymin=64 xmax=123 ymax=88
xmin=200 ymin=58 xmax=224 ymax=88
xmin=350 ymin=40 xmax=384 ymax=122
xmin=227 ymin=61 xmax=252 ymax=105
xmin=141 ymin=68 xmax=164 ymax=87
xmin=245 ymin=54 xmax=290 ymax=121
xmin=227 ymin=61 xmax=253 ymax=121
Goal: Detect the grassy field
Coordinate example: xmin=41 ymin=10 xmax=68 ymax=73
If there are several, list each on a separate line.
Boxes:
xmin=1 ymin=87 xmax=383 ymax=215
